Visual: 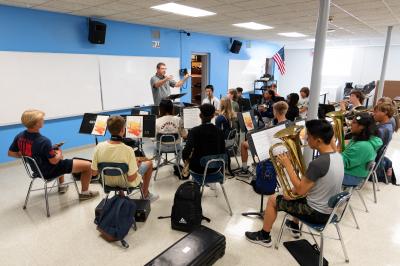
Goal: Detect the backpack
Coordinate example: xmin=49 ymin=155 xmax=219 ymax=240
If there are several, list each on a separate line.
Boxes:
xmin=161 ymin=181 xmax=210 ymax=232
xmin=251 ymin=160 xmax=277 ymax=195
xmin=95 ymin=195 xmax=137 ymax=248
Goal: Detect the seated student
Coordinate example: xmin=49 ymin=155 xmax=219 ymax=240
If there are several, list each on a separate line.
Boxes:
xmin=215 ymin=97 xmax=235 ymax=139
xmin=182 ymin=104 xmax=225 ymax=177
xmin=246 ymin=119 xmax=344 ymax=246
xmin=286 ymin=93 xmax=300 ymax=122
xmin=236 ymin=87 xmax=248 ymax=111
xmin=156 ymin=99 xmax=187 ymax=140
xmin=258 ymin=89 xmax=276 ymax=119
xmin=377 ymin=97 xmax=399 ymax=134
xmin=298 ymin=87 xmax=309 ymax=119
xmin=202 ymin=85 xmax=220 ymax=111
xmin=340 ymin=89 xmax=365 ymax=111
xmin=373 ymin=102 xmax=395 ymax=146
xmin=227 ymin=88 xmax=240 ymax=113
xmin=240 ymin=101 xmax=292 ymax=173
xmin=341 ymin=113 xmax=383 ymax=186
xmin=8 ymin=109 xmax=98 ymax=200
xmin=91 ymin=116 xmax=158 ymax=202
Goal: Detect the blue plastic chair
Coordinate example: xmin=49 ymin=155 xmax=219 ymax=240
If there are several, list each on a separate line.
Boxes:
xmin=190 ymin=154 xmax=233 ymax=216
xmin=275 ymin=192 xmax=351 ymax=266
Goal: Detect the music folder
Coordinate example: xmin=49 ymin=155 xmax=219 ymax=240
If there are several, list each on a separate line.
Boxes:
xmin=79 ymin=113 xmax=109 ymax=136
xmin=124 ymin=115 xmax=156 ymax=138
xmin=237 ymin=111 xmax=256 ymax=132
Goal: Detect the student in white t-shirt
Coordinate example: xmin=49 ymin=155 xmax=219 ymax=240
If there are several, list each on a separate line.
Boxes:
xmin=298 ymin=87 xmax=309 ymax=119
xmin=202 ymin=85 xmax=220 ymax=111
xmin=156 ymin=99 xmax=187 ymax=139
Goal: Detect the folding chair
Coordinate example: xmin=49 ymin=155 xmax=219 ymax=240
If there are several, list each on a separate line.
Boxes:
xmin=371 ymin=145 xmax=389 ymax=203
xmin=98 ymin=162 xmax=144 ymax=200
xmin=153 ymin=133 xmax=182 ymax=180
xmin=275 ymin=192 xmax=351 ymax=266
xmin=225 ymin=129 xmax=240 ymax=174
xmin=21 ymin=156 xmax=79 ymax=217
xmin=342 ymin=161 xmax=375 ymax=229
xmin=190 ymin=154 xmax=233 ymax=216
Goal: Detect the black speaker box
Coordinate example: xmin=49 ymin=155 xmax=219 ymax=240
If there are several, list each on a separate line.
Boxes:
xmin=230 ymin=40 xmax=242 ymax=54
xmin=89 ymin=19 xmax=106 ymax=44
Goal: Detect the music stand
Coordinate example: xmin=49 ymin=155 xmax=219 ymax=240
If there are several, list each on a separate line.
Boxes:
xmin=79 ymin=113 xmax=109 ymax=145
xmin=240 ymin=98 xmax=252 ymax=112
xmin=166 ymin=93 xmax=187 ymax=102
xmin=249 ymin=94 xmax=262 ymax=106
xmin=124 ymin=115 xmax=156 ymax=138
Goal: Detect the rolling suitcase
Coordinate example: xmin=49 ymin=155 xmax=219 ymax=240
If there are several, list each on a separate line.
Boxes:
xmin=145 ymin=226 xmax=226 ymax=266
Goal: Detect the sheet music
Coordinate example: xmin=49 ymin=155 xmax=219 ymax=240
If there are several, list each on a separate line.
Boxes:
xmin=251 ymin=124 xmax=286 ymax=161
xmin=183 ymin=108 xmax=201 ymax=129
xmin=126 ymin=116 xmax=143 ymax=138
xmin=139 ymin=111 xmax=149 ymax=115
xmin=91 ymin=115 xmax=108 ymax=136
xmin=295 ymin=120 xmax=307 ymax=145
xmin=242 ymin=112 xmax=255 ymax=131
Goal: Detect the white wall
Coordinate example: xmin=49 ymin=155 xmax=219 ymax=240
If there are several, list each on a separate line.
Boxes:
xmin=279 ymin=45 xmax=400 ymax=103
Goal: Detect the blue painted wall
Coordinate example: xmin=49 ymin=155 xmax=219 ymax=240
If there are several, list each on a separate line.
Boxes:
xmin=0 ymin=5 xmax=279 ymax=163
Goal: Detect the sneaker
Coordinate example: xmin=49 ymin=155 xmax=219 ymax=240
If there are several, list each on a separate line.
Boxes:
xmin=58 ymin=184 xmax=69 ymax=194
xmin=79 ymin=190 xmax=99 ymax=201
xmin=245 ymin=230 xmax=272 ymax=247
xmin=145 ymin=192 xmax=159 ymax=203
xmin=285 ymin=220 xmax=301 ymax=239
xmin=239 ymin=167 xmax=251 ymax=176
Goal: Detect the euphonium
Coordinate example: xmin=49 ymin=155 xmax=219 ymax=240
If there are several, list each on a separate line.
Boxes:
xmin=326 ymin=110 xmax=346 ymax=152
xmin=269 ymin=125 xmax=306 ymax=200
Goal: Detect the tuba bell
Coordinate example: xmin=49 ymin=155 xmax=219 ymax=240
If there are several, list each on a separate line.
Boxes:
xmin=269 ymin=125 xmax=306 ymax=200
xmin=326 ymin=110 xmax=346 ymax=152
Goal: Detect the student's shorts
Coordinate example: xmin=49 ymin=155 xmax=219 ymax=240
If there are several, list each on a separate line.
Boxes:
xmin=104 ymin=163 xmax=147 ymax=188
xmin=276 ymin=195 xmax=330 ymax=224
xmin=44 ymin=159 xmax=74 ymax=180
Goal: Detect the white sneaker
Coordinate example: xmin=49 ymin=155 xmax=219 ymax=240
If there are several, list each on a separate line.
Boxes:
xmin=145 ymin=192 xmax=159 ymax=203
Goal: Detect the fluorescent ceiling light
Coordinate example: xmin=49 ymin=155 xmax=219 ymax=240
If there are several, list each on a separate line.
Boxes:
xmin=233 ymin=22 xmax=273 ymax=30
xmin=278 ymin=32 xmax=307 ymax=37
xmin=150 ymin=3 xmax=216 ymax=17
xmin=307 ymin=38 xmax=331 ymax=42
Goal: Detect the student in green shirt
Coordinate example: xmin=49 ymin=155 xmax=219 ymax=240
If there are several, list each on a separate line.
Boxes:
xmin=341 ymin=113 xmax=383 ymax=186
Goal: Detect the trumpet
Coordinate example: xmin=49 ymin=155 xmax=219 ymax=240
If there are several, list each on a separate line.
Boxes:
xmin=269 ymin=125 xmax=306 ymax=200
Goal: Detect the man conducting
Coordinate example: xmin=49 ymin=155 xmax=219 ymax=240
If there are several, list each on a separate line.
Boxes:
xmin=150 ymin=62 xmax=190 ymax=105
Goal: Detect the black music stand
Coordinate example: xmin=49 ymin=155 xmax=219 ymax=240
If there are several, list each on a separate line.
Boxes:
xmin=79 ymin=113 xmax=109 ymax=145
xmin=166 ymin=93 xmax=187 ymax=102
xmin=249 ymin=93 xmax=263 ymax=106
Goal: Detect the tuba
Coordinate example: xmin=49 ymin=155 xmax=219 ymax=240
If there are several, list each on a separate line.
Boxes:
xmin=326 ymin=110 xmax=346 ymax=152
xmin=269 ymin=125 xmax=307 ymax=200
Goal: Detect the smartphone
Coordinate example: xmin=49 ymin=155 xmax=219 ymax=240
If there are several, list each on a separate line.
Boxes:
xmin=53 ymin=142 xmax=65 ymax=150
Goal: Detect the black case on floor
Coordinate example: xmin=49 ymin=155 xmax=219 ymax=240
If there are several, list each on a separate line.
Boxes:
xmin=145 ymin=226 xmax=226 ymax=266
xmin=133 ymin=199 xmax=151 ymax=222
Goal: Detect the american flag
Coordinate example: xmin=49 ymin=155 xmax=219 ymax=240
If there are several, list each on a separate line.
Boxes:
xmin=273 ymin=47 xmax=286 ymax=75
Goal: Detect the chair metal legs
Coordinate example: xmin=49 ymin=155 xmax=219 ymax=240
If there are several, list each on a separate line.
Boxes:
xmin=274 ymin=214 xmax=288 ymax=249
xmin=319 ymin=232 xmax=324 ymax=266
xmin=335 ymin=223 xmax=350 ymax=263
xmin=356 ymin=190 xmax=368 ymax=213
xmin=23 ymin=179 xmax=35 ymax=210
xmin=44 ymin=182 xmax=50 ymax=217
xmin=371 ymin=172 xmax=378 ymax=203
xmin=153 ymin=153 xmax=162 ymax=181
xmin=348 ymin=204 xmax=360 ymax=229
xmin=220 ymin=184 xmax=233 ymax=216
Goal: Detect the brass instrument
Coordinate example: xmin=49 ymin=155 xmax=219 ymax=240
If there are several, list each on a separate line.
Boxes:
xmin=269 ymin=125 xmax=306 ymax=199
xmin=326 ymin=110 xmax=346 ymax=152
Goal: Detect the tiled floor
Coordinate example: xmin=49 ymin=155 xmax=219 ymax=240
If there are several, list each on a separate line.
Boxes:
xmin=0 ymin=133 xmax=399 ymax=266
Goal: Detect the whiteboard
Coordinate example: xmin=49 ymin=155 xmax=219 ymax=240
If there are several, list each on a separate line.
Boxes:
xmin=0 ymin=51 xmax=102 ymax=126
xmin=99 ymin=55 xmax=180 ymax=110
xmin=228 ymin=59 xmax=264 ymax=93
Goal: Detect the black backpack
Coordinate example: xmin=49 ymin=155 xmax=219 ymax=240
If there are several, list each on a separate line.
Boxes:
xmin=95 ymin=195 xmax=137 ymax=248
xmin=160 ymin=181 xmax=210 ymax=232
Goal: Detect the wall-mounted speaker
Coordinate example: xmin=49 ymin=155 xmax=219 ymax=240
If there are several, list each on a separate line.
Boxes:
xmin=230 ymin=40 xmax=242 ymax=54
xmin=88 ymin=19 xmax=106 ymax=44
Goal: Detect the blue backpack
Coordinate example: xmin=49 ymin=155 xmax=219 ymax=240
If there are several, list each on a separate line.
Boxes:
xmin=252 ymin=160 xmax=277 ymax=195
xmin=95 ymin=195 xmax=137 ymax=248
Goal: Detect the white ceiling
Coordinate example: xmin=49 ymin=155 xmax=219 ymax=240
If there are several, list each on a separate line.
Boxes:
xmin=1 ymin=0 xmax=400 ymax=48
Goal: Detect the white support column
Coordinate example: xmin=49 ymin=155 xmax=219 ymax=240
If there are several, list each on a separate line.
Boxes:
xmin=376 ymin=26 xmax=393 ymax=101
xmin=304 ymin=0 xmax=331 ymax=164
